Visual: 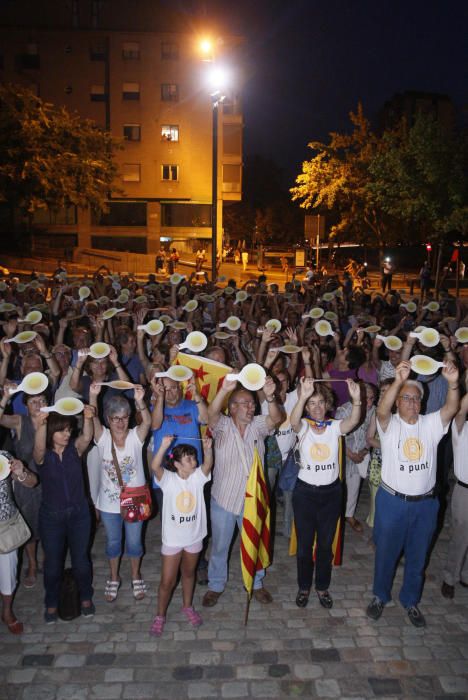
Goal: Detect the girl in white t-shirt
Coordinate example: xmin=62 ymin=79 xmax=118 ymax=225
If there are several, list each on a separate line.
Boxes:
xmin=150 ymin=434 xmax=213 ymax=637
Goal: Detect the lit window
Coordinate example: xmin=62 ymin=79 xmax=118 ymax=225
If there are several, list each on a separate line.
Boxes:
xmin=122 ymin=42 xmax=140 ymax=60
xmin=161 ymin=41 xmax=179 ymax=60
xmin=123 ymin=124 xmax=141 ymax=141
xmin=161 ymin=84 xmax=178 ymax=102
xmin=122 ymin=163 xmax=141 ymax=182
xmin=161 ymin=125 xmax=179 ymax=142
xmin=123 ymin=82 xmax=140 ymax=100
xmin=161 ymin=165 xmax=179 ymax=181
xmin=90 ymin=84 xmax=106 ymax=101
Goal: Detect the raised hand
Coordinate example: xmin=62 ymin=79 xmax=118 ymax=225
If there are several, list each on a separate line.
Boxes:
xmin=299 ymin=376 xmax=315 ymax=400
xmin=442 ymin=360 xmax=459 ymax=385
xmin=133 ymin=384 xmax=146 ymax=403
xmin=161 ymin=434 xmax=175 ymax=450
xmin=89 ymin=381 xmax=102 ymax=397
xmin=262 ymin=375 xmax=276 ymax=401
xmin=347 ymin=379 xmax=361 ymax=402
xmin=395 ymin=360 xmax=411 ymax=384
xmin=83 ymin=404 xmax=96 ymax=420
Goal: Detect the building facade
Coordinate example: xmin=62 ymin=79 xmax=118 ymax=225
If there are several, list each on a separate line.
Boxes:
xmin=0 ymin=0 xmax=243 ymax=263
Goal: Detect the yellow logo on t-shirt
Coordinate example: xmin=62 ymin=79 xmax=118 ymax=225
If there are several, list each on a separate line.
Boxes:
xmin=176 ymin=491 xmax=196 ymax=514
xmin=402 ymin=437 xmax=423 ymax=461
xmin=310 ymin=443 xmax=331 ymax=462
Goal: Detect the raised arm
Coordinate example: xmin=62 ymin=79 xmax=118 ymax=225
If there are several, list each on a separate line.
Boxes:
xmin=440 ymin=361 xmax=460 ymax=428
xmin=455 ymin=392 xmax=468 ymax=434
xmin=151 ymin=434 xmax=174 ymax=481
xmin=150 ymin=378 xmax=165 ymax=430
xmin=290 ymin=376 xmax=315 ymax=433
xmin=208 ymin=375 xmax=237 ymax=430
xmin=262 ymin=375 xmax=285 ymax=430
xmin=200 ymin=436 xmax=214 ymax=476
xmin=33 ymin=413 xmax=48 ymax=465
xmin=338 ymin=379 xmax=363 ymax=435
xmin=187 ymin=376 xmax=208 ymax=425
xmin=377 ymin=361 xmax=411 ymax=432
xmin=133 ymin=385 xmax=151 ymax=441
xmin=75 ymin=404 xmax=96 ymax=456
xmin=89 ymin=382 xmax=104 ymax=442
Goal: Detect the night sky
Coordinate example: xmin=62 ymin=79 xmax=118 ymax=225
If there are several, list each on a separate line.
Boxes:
xmin=203 ymin=0 xmax=468 ymax=186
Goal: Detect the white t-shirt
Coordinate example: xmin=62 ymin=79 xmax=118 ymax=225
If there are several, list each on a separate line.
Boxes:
xmin=261 ymin=389 xmax=298 ymax=461
xmin=379 ymin=360 xmax=396 ymax=382
xmin=95 ymin=427 xmax=145 ymax=513
xmin=452 ymin=421 xmax=468 ymax=483
xmin=296 ymin=419 xmax=344 ymax=486
xmin=156 ymin=468 xmax=210 ymax=547
xmin=377 ymin=411 xmax=447 ymax=495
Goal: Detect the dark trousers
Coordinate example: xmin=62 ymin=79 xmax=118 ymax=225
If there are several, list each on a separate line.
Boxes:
xmin=292 ymin=478 xmax=342 ymax=591
xmin=381 ymin=273 xmax=392 ymax=292
xmin=39 ymin=501 xmax=93 ymax=608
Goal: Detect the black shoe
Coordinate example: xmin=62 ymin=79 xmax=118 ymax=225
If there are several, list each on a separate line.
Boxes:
xmin=366 ymin=597 xmax=385 ymax=620
xmin=81 ymin=602 xmax=96 ymax=617
xmin=295 ymin=590 xmax=310 ymax=608
xmin=196 ymin=568 xmax=209 ymax=586
xmin=316 ymin=590 xmax=333 ymax=609
xmin=441 ymin=581 xmax=454 ymax=599
xmin=406 ymin=605 xmax=426 ymax=628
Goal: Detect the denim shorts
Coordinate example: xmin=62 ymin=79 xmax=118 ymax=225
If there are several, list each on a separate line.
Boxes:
xmin=99 ymin=510 xmax=143 ymax=559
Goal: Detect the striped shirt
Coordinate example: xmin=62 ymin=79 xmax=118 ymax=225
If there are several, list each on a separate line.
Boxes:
xmin=211 ymin=414 xmax=272 ymax=515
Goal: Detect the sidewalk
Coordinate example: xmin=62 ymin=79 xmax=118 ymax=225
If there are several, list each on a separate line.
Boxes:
xmin=2 ymin=482 xmax=467 ymax=699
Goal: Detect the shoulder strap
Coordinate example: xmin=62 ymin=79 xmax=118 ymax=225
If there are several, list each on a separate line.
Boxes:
xmin=110 ymin=440 xmax=124 ymax=489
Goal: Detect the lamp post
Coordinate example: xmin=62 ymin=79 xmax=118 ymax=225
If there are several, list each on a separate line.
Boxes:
xmin=211 ymin=90 xmax=224 ymax=281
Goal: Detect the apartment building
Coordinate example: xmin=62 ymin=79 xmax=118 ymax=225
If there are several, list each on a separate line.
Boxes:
xmin=0 ymin=0 xmax=243 ymax=261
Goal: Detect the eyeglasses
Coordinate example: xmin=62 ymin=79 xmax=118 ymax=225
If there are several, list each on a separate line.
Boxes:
xmin=398 ymin=395 xmax=421 ymax=403
xmin=109 ymin=415 xmax=129 ymax=423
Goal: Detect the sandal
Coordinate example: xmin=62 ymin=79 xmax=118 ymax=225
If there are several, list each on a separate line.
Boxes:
xmin=182 ymin=606 xmax=203 ymax=627
xmin=2 ymin=617 xmax=24 ymax=635
xmin=132 ymin=579 xmax=147 ymax=601
xmin=149 ymin=615 xmax=165 ymax=637
xmin=105 ymin=579 xmax=121 ymax=602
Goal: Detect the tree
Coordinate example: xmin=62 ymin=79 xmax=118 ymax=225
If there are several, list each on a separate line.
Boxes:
xmin=368 ymin=113 xmax=468 ymax=238
xmin=0 ymin=84 xmax=120 ymax=217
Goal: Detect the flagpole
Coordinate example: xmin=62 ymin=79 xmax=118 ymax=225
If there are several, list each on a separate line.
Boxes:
xmin=244 ymin=592 xmax=251 ymax=626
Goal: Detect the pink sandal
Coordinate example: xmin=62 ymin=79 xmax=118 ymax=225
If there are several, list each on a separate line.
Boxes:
xmin=149 ymin=615 xmax=165 ymax=637
xmin=182 ymin=606 xmax=203 ymax=627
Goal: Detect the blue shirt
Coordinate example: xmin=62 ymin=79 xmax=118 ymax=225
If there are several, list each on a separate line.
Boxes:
xmin=37 ymin=441 xmax=86 ymax=510
xmin=151 ymin=398 xmax=201 ymax=487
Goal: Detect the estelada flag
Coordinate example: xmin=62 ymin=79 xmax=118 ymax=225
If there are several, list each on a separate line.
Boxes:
xmin=240 ymin=446 xmax=271 ymax=597
xmin=288 ymin=436 xmax=344 ymax=566
xmin=174 ymin=352 xmax=231 ymax=405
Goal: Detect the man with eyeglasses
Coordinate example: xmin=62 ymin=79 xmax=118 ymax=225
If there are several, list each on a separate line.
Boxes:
xmin=366 ymin=359 xmax=459 ymax=627
xmin=202 ymin=375 xmax=284 ymax=607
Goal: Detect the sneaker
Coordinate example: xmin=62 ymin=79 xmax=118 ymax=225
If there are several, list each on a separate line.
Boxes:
xmin=149 ymin=615 xmax=165 ymax=637
xmin=44 ymin=610 xmax=58 ymax=625
xmin=406 ymin=605 xmax=426 ymax=628
xmin=366 ymin=596 xmax=385 ymax=620
xmin=81 ymin=602 xmax=96 ymax=617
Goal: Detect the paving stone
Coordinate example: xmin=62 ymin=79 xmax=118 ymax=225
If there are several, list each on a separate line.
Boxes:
xmin=188 ymin=652 xmax=222 ymax=666
xmin=250 ymin=680 xmax=281 ymax=697
xmin=220 ymin=681 xmax=249 ymax=698
xmin=293 ymin=663 xmax=324 ymax=680
xmin=87 ymin=654 xmax=116 ymax=666
xmin=7 ymin=669 xmax=36 ymax=684
xmin=172 ymin=666 xmax=204 ymax=681
xmin=310 ymin=648 xmax=340 ymax=662
xmin=268 ymin=664 xmax=290 ymax=678
xmin=438 ymin=676 xmax=468 ymax=694
xmin=400 ymin=675 xmax=439 ymax=697
xmin=368 ymin=677 xmax=403 ymax=695
xmin=314 ymin=678 xmax=341 ymax=697
xmin=22 ymin=685 xmax=58 ymax=700
xmin=252 ymin=651 xmax=278 ymax=664
xmin=122 ymin=683 xmax=159 ymax=699
xmin=104 ymin=668 xmax=133 ymax=682
xmin=234 ymin=664 xmax=268 ymax=680
xmin=22 ymin=655 xmax=54 ymax=667
xmin=90 ymin=684 xmax=123 ymax=699
xmin=54 ymin=655 xmax=87 ymax=668
xmin=204 ymin=665 xmax=235 ymax=680
xmin=56 ymin=685 xmax=89 ymax=700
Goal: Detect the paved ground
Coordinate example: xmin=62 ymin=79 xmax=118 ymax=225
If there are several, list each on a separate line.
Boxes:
xmin=2 ymin=479 xmax=468 ymax=700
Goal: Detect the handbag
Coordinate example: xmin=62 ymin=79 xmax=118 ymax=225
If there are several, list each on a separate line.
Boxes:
xmin=58 ymin=568 xmax=81 ymax=621
xmin=278 ymin=448 xmax=300 ymax=492
xmin=110 ymin=441 xmax=152 ymax=523
xmin=0 ymin=510 xmax=31 ymax=554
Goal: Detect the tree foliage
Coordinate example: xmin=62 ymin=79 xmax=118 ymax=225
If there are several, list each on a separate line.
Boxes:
xmin=0 ymin=84 xmax=121 ymax=215
xmin=291 ymin=104 xmax=468 ymax=247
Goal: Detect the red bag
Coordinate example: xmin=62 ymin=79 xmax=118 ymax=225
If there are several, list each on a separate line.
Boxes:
xmin=111 ymin=441 xmax=152 ymax=523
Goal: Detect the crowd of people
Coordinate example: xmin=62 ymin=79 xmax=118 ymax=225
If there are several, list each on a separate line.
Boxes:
xmin=0 ymin=264 xmax=467 ymax=636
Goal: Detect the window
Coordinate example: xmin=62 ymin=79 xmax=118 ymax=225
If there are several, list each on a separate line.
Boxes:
xmin=90 ymin=43 xmax=106 ymax=61
xmin=91 ymin=235 xmax=147 ymax=254
xmin=161 ymin=165 xmax=179 ymax=181
xmin=223 ymin=124 xmax=242 ymax=155
xmin=90 ymin=84 xmax=106 ymax=102
xmin=161 ymin=125 xmax=179 ymax=142
xmin=122 ymin=42 xmax=140 ymax=60
xmin=161 ymin=84 xmax=178 ymax=102
xmin=161 ymin=203 xmax=211 ymax=227
xmin=93 ymin=202 xmax=147 ymax=226
xmin=18 ymin=42 xmax=40 ymax=69
xmin=122 ymin=164 xmax=141 ymax=182
xmin=123 ymin=82 xmax=140 ymax=100
xmin=123 ymin=124 xmax=141 ymax=141
xmin=161 ymin=41 xmax=179 ymax=60
xmin=222 ymin=164 xmax=241 ymax=193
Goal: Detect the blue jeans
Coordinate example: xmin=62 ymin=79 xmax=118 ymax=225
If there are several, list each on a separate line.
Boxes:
xmin=39 ymin=501 xmax=93 ymax=609
xmin=372 ymin=487 xmax=439 ymax=608
xmin=100 ymin=510 xmax=143 ymax=559
xmin=208 ymin=497 xmax=265 ymax=592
